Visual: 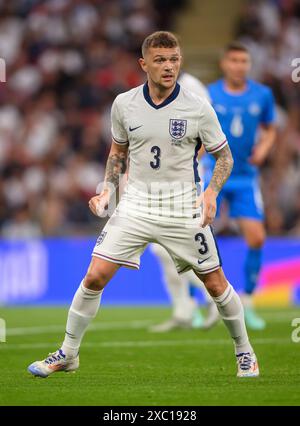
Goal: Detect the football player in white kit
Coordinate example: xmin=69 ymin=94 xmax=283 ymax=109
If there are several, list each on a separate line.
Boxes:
xmin=149 ymin=72 xmax=220 ymax=332
xmin=28 ymin=31 xmax=259 ymax=378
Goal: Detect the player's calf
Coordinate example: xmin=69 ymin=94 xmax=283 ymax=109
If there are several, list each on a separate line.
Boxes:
xmin=199 ymin=268 xmax=259 ymax=377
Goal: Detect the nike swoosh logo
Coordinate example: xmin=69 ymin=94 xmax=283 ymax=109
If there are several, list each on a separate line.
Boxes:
xmin=129 ymin=125 xmax=143 ymax=132
xmin=198 ymin=257 xmax=211 ymax=265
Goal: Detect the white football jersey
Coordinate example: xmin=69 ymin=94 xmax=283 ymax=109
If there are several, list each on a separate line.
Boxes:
xmin=177 ymin=72 xmax=211 ymax=180
xmin=111 ymin=82 xmax=227 ymax=221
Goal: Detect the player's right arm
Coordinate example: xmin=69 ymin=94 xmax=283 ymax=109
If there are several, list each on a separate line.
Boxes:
xmin=89 ymin=141 xmax=128 ymax=217
xmin=90 ymin=96 xmax=129 ymax=216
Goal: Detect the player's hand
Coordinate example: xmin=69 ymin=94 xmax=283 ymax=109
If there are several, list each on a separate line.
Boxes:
xmin=199 ymin=187 xmax=217 ymax=228
xmin=249 ymin=143 xmax=269 ymax=166
xmin=88 ymin=190 xmax=110 ymax=217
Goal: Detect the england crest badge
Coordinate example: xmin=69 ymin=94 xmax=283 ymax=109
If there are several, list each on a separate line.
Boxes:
xmin=96 ymin=231 xmax=107 ymax=246
xmin=169 ymin=119 xmax=187 ymax=140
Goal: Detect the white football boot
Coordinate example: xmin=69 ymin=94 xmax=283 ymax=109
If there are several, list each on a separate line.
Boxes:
xmin=236 ymin=352 xmax=259 ymax=378
xmin=149 ymin=317 xmax=192 ymax=332
xmin=28 ymin=349 xmax=79 ymax=378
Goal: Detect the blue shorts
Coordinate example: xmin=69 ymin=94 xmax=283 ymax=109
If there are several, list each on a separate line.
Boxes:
xmin=216 ymin=177 xmax=264 ymax=220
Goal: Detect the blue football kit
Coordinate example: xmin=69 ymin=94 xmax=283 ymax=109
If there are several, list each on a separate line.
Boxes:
xmin=206 ymin=78 xmax=275 ymax=220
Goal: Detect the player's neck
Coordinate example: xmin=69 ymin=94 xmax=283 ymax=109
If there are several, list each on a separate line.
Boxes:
xmin=147 ymin=80 xmax=177 ymax=105
xmin=224 ymin=79 xmax=247 ymax=94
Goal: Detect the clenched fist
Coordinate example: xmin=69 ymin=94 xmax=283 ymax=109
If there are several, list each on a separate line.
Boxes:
xmin=88 ymin=190 xmax=110 ymax=217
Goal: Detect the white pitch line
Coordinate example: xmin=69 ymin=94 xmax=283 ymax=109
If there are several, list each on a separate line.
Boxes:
xmin=0 ymin=337 xmax=293 ymax=351
xmin=259 ymin=311 xmax=300 ymax=320
xmin=88 ymin=337 xmax=292 ymax=348
xmin=5 ymin=311 xmax=299 ymax=336
xmin=5 ymin=320 xmax=153 ymax=336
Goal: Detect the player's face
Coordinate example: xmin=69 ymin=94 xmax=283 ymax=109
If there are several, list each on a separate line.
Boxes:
xmin=221 ymin=50 xmax=251 ymax=86
xmin=139 ymin=47 xmax=182 ymax=90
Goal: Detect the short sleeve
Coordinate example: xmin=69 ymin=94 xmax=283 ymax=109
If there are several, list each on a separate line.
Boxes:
xmin=198 ymin=100 xmax=227 ymax=154
xmin=111 ymin=97 xmax=128 ymax=145
xmin=260 ymin=88 xmax=275 ymax=125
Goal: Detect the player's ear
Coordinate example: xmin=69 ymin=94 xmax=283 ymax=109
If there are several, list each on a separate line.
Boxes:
xmin=139 ymin=57 xmax=147 ymax=73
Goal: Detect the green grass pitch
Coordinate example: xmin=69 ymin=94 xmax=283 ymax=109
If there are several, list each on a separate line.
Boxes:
xmin=0 ymin=306 xmax=300 ymax=406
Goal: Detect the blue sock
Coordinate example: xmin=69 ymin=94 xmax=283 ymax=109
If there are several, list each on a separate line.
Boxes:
xmin=189 ymin=285 xmax=197 ymax=298
xmin=244 ymin=248 xmax=262 ymax=295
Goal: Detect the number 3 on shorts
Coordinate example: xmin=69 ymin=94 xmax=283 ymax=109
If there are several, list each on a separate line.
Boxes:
xmin=195 ymin=232 xmax=209 ymax=255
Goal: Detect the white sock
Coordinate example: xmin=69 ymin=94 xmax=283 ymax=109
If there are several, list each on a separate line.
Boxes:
xmin=162 ymin=266 xmax=196 ymax=321
xmin=213 ymin=283 xmax=253 ymax=355
xmin=61 ymin=281 xmax=103 ymax=357
xmin=151 ymin=243 xmax=195 ymax=321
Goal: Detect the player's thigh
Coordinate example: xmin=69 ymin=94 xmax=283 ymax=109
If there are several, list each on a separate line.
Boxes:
xmin=238 ymin=218 xmax=266 ymax=248
xmin=92 ymin=214 xmax=151 ymax=270
xmin=85 ymin=256 xmax=120 ymax=291
xmin=157 ymin=220 xmax=221 ymax=276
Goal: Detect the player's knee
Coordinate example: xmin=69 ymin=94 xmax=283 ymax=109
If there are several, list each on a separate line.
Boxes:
xmin=201 ymin=270 xmax=228 ymax=298
xmin=205 ymin=280 xmax=227 ymax=298
xmin=84 ymin=269 xmax=110 ymax=291
xmin=248 ymin=230 xmax=265 ymax=248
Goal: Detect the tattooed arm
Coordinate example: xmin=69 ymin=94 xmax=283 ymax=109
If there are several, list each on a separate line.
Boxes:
xmin=208 ymin=145 xmax=233 ymax=195
xmin=102 ymin=141 xmax=128 ymax=191
xmin=89 ymin=141 xmax=128 ymax=217
xmin=201 ymin=144 xmax=233 ymax=227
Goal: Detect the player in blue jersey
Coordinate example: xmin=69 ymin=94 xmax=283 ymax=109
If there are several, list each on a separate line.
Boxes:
xmin=207 ymin=42 xmax=276 ymax=330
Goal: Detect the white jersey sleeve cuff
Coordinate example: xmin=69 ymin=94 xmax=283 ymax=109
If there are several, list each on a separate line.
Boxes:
xmin=206 ymin=139 xmax=228 ymax=154
xmin=112 ymin=135 xmax=129 ymax=145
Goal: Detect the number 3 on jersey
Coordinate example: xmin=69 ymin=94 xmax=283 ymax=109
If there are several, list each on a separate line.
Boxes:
xmin=150 ymin=146 xmax=161 ymax=169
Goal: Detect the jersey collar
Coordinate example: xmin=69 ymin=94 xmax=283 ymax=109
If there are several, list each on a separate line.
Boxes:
xmin=222 ymin=78 xmax=250 ymax=96
xmin=143 ymin=82 xmax=180 ymax=109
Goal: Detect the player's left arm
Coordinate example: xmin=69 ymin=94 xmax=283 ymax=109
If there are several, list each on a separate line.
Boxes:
xmin=249 ymin=123 xmax=276 ymax=166
xmin=197 ymin=99 xmax=233 ymax=227
xmin=249 ymin=87 xmax=277 ymax=166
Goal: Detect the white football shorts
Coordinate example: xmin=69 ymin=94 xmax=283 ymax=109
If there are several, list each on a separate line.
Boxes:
xmin=92 ymin=212 xmax=222 ymax=275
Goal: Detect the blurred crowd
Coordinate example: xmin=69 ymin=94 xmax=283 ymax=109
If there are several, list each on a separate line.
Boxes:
xmin=236 ymin=0 xmax=300 ymax=235
xmin=0 ymin=0 xmax=187 ymax=237
xmin=0 ymin=0 xmax=299 ymax=238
